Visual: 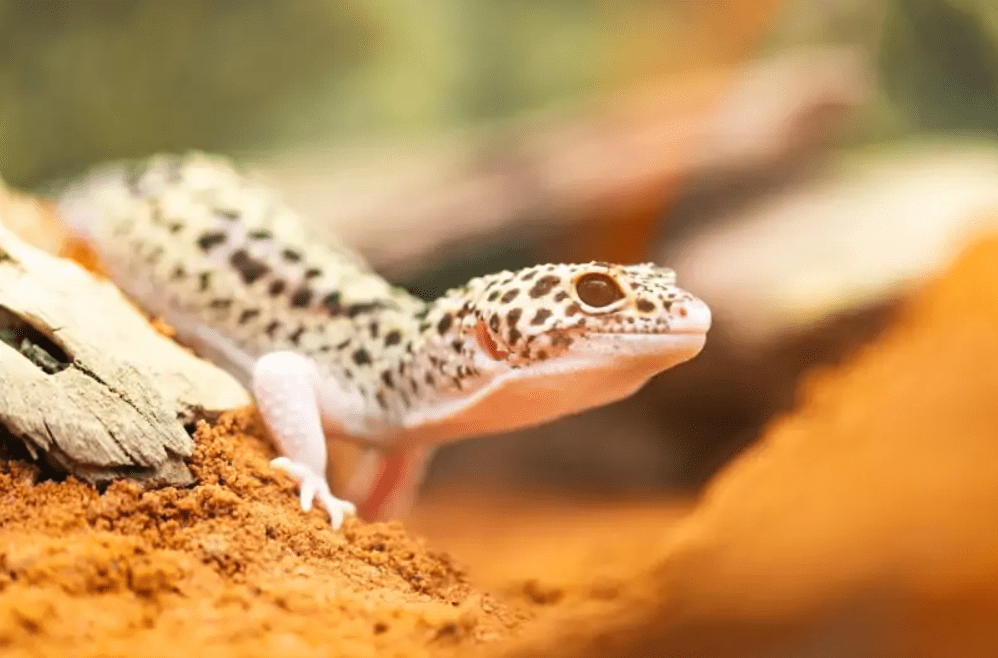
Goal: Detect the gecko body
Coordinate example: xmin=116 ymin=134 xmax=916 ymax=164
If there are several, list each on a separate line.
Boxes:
xmin=57 ymin=153 xmax=711 ymax=527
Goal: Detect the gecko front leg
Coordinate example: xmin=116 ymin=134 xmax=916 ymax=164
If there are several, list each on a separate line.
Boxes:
xmin=252 ymin=351 xmax=357 ymax=529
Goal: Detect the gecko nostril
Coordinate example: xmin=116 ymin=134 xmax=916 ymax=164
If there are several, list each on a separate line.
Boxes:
xmin=670 ymin=299 xmax=711 ymax=334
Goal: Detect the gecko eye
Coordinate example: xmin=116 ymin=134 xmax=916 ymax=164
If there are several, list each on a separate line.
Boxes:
xmin=575 ymin=272 xmax=625 ymax=308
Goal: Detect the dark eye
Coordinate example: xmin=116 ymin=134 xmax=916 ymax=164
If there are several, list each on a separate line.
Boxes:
xmin=575 ymin=272 xmax=625 ymax=308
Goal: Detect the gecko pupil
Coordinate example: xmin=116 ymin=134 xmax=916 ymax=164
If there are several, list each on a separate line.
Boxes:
xmin=575 ymin=273 xmax=624 ymax=308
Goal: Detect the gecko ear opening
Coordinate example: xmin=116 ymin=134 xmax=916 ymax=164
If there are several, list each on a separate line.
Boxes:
xmin=474 ymin=320 xmax=508 ymax=361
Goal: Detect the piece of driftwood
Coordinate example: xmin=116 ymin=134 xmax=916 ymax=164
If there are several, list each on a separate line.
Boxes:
xmin=0 ymin=191 xmax=250 ymax=488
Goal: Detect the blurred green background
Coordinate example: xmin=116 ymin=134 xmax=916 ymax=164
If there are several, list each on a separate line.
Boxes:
xmin=2 ymin=0 xmax=997 ymax=190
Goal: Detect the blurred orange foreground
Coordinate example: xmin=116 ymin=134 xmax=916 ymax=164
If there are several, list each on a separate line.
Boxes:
xmin=478 ymin=235 xmax=998 ymax=657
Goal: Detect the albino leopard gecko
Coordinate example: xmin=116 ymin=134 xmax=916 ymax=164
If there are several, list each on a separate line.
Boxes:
xmin=56 ymin=153 xmax=712 ymax=528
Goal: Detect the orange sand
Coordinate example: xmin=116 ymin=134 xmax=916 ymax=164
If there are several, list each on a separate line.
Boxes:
xmin=6 ymin=234 xmax=998 ymax=656
xmin=0 ymin=413 xmax=524 ymax=658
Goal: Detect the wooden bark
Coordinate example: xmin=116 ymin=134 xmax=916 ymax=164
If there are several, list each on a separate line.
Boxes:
xmin=0 ymin=192 xmax=250 ymax=488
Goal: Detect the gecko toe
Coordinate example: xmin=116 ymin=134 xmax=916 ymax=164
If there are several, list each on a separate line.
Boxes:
xmin=299 ymin=479 xmax=316 ymax=512
xmin=318 ymin=490 xmax=357 ymax=530
xmin=270 ymin=457 xmax=357 ymax=527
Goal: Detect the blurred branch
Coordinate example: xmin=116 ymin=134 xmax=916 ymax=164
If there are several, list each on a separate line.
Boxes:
xmin=251 ymin=47 xmax=869 ymax=279
xmin=573 ymin=0 xmax=789 ymax=264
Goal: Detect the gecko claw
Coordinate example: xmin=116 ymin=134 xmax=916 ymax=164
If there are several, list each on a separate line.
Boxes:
xmin=270 ymin=457 xmax=357 ymax=530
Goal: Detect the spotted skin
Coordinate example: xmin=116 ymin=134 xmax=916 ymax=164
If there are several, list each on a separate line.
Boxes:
xmin=58 ymin=152 xmax=711 ymax=528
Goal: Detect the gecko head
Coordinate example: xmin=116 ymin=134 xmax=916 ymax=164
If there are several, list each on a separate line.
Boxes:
xmin=405 ymin=262 xmax=711 ymax=441
xmin=461 ymin=261 xmax=711 ymax=371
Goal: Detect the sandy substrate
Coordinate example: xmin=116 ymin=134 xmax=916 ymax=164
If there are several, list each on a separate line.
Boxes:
xmin=6 ymin=231 xmax=998 ymax=656
xmin=0 ymin=410 xmax=531 ymax=657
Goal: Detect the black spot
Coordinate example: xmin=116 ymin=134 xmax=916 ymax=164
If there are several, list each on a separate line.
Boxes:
xmin=425 ymin=372 xmax=435 ymax=387
xmin=507 ymin=308 xmax=523 ymax=345
xmin=376 ymin=391 xmax=389 ymax=410
xmin=229 ymin=249 xmax=270 ymax=285
xmin=305 ymin=267 xmax=322 ymax=279
xmin=318 ymin=344 xmax=332 ymax=352
xmin=268 ymin=279 xmax=287 ymax=296
xmin=248 ymin=229 xmax=272 ymax=240
xmin=343 ymin=368 xmax=353 ymax=380
xmin=531 ymin=308 xmax=552 ymax=325
xmin=209 ymin=298 xmax=232 ymax=310
xmin=405 ymin=342 xmax=413 ymax=353
xmin=323 ymin=292 xmax=342 ymax=315
xmin=487 ymin=290 xmax=500 ymax=302
xmin=199 ymin=272 xmax=211 ymax=291
xmin=353 ymin=348 xmax=372 ymax=366
xmin=551 ymin=333 xmax=573 ymax=348
xmin=398 ymin=390 xmax=411 ymax=408
xmin=528 ymin=275 xmax=560 ymax=298
xmin=565 ymin=303 xmax=581 ymax=316
xmin=521 ymin=270 xmax=538 ymax=281
xmin=197 ymin=231 xmax=227 ymax=251
xmin=215 ymin=208 xmax=239 ymax=221
xmin=636 ymin=298 xmax=656 ymax=313
xmin=290 ymin=287 xmax=312 ymax=308
xmin=281 ymin=248 xmax=303 ymax=262
xmin=419 ymin=322 xmax=432 ymax=333
xmin=335 ymin=338 xmax=351 ymax=350
xmin=384 ymin=330 xmax=402 ymax=347
xmin=265 ymin=320 xmax=281 ymax=337
xmin=489 ymin=314 xmax=500 ymax=333
xmin=170 ymin=265 xmax=186 ymax=280
xmin=437 ymin=314 xmax=453 ymax=335
xmin=381 ymin=371 xmax=394 ymax=388
xmin=410 ymin=378 xmax=419 ymax=394
xmin=369 ymin=322 xmax=379 ymax=338
xmin=288 ymin=326 xmax=306 ymax=345
xmin=500 ymin=289 xmax=519 ymax=303
xmin=168 ymin=221 xmax=184 ymax=234
xmin=451 ymin=340 xmax=463 ymax=353
xmin=346 ymin=301 xmax=388 ymax=318
xmin=553 ymin=291 xmax=568 ymax=302
xmin=238 ymin=309 xmax=261 ymax=324
xmin=414 ymin=307 xmax=430 ymax=320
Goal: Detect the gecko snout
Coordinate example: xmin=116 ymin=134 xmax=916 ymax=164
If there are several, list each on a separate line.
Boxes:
xmin=668 ymin=297 xmax=712 ymax=335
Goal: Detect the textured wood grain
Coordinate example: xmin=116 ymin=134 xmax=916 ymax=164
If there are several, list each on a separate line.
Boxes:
xmin=0 ymin=193 xmax=250 ymax=487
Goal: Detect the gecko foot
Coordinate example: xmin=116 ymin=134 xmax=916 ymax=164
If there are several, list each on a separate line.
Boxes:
xmin=270 ymin=457 xmax=357 ymax=529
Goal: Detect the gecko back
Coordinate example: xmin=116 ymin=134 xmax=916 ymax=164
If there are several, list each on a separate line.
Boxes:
xmin=57 ymin=153 xmax=425 ymax=387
